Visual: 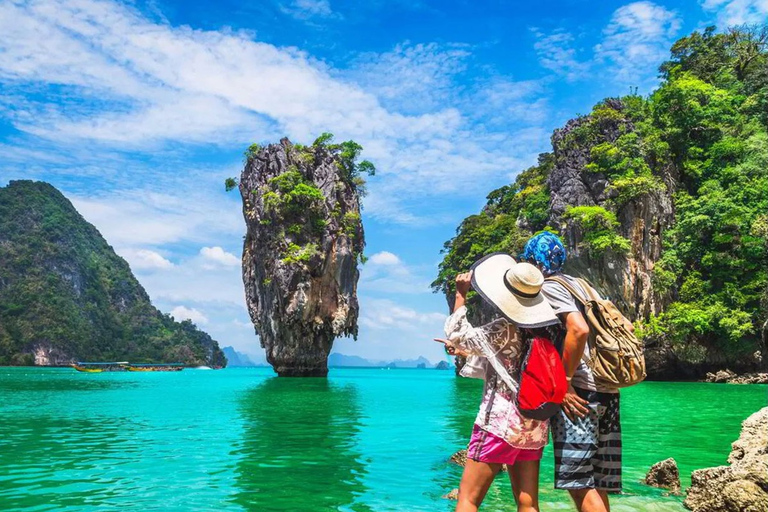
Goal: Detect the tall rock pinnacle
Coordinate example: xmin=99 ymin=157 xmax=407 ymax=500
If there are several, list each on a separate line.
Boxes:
xmin=235 ymin=135 xmax=371 ymax=376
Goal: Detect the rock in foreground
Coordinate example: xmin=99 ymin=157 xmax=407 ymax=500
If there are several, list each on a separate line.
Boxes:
xmin=238 ymin=137 xmax=368 ymax=376
xmin=645 ymin=458 xmax=681 ymax=494
xmin=684 ymin=407 xmax=768 ymax=512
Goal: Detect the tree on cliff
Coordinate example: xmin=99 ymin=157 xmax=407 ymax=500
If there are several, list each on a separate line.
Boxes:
xmin=0 ymin=181 xmax=226 ymax=367
xmin=433 ymin=24 xmax=768 ymax=377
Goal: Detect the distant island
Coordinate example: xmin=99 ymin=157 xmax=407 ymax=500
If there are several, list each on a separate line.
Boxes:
xmin=0 ymin=181 xmax=226 ymax=368
xmin=328 ymin=353 xmax=450 ymax=369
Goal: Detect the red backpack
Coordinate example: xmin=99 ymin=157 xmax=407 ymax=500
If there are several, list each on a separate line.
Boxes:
xmin=515 ymin=336 xmax=567 ymax=420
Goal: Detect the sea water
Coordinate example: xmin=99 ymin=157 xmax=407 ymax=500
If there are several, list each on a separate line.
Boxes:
xmin=0 ymin=367 xmax=765 ymax=511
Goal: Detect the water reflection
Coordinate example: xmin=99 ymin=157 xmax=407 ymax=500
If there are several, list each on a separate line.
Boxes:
xmin=232 ymin=377 xmax=372 ymax=512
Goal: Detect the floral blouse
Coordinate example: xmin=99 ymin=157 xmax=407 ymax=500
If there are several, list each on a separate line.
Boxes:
xmin=444 ymin=306 xmax=549 ymax=450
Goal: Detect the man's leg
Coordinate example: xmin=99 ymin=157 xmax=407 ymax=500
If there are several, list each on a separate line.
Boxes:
xmin=551 ymin=388 xmax=604 ymax=511
xmin=592 ymin=392 xmax=622 ymax=506
xmin=456 ymin=459 xmax=502 ymax=512
xmin=567 ymin=489 xmax=609 ymax=512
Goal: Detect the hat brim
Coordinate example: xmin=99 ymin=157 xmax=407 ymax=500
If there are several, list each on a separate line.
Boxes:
xmin=470 ymin=252 xmax=559 ymax=328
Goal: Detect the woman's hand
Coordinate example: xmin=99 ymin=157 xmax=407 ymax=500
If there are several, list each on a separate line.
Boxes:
xmin=433 ymin=338 xmax=469 ymax=357
xmin=455 ymin=271 xmax=472 ymax=296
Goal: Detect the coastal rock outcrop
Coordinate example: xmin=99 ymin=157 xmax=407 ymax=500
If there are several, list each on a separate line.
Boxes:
xmin=0 ymin=181 xmax=225 ymax=367
xmin=237 ymin=137 xmax=367 ymax=376
xmin=645 ymin=458 xmax=681 ymax=494
xmin=705 ymin=370 xmax=768 ymax=384
xmin=684 ymin=407 xmax=768 ymax=512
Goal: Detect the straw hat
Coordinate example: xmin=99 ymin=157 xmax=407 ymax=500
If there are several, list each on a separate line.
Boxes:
xmin=470 ymin=252 xmax=558 ymax=328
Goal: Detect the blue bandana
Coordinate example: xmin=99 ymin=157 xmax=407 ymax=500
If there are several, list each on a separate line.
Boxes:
xmin=522 ymin=231 xmax=566 ymax=276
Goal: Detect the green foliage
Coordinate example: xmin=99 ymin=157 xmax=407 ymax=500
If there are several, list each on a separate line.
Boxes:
xmin=432 ymin=154 xmax=553 ymax=299
xmin=244 ymin=143 xmax=262 ymax=162
xmin=281 ymin=243 xmax=318 ymax=265
xmin=224 ymin=177 xmax=238 ymax=192
xmin=309 ymin=132 xmax=376 ymax=196
xmin=0 ymin=181 xmax=226 ymax=367
xmin=564 ymin=206 xmax=631 ymax=256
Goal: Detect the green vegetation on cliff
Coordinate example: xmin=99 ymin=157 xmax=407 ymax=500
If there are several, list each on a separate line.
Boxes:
xmin=0 ymin=181 xmax=226 ymax=366
xmin=434 ymin=25 xmax=768 ymax=368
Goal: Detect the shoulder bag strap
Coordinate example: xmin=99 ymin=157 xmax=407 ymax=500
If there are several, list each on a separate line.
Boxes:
xmin=545 ymin=275 xmax=587 ymax=306
xmin=575 ymin=277 xmax=601 ymax=301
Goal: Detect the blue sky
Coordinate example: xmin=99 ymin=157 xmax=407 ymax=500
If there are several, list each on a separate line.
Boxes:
xmin=1 ymin=0 xmax=765 ymax=364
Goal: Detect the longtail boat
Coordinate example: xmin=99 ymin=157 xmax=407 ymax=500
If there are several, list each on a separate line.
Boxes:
xmin=72 ymin=362 xmax=129 ymax=373
xmin=126 ymin=363 xmax=184 ymax=372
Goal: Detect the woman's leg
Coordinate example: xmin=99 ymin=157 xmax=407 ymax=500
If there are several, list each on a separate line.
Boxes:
xmin=508 ymin=459 xmax=540 ymax=512
xmin=456 ymin=459 xmax=502 ymax=512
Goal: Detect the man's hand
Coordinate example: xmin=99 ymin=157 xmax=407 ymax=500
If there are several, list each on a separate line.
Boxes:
xmin=562 ymin=383 xmax=590 ymax=421
xmin=455 ymin=271 xmax=472 ymax=296
xmin=433 ymin=338 xmax=469 ymax=357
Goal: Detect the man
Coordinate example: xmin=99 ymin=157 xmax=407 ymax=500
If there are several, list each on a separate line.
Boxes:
xmin=522 ymin=231 xmax=621 ymax=512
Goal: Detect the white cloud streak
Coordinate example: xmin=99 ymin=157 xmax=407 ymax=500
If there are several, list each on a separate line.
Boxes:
xmin=701 ymin=0 xmax=768 ymax=26
xmin=170 ymin=305 xmax=209 ymax=325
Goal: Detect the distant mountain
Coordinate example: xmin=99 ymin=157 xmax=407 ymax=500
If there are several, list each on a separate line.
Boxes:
xmin=222 ymin=346 xmax=258 ymax=367
xmin=328 ymin=353 xmax=445 ymax=368
xmin=0 ymin=180 xmax=226 ymax=367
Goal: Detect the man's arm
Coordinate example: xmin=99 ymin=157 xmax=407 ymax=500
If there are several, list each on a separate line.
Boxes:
xmin=560 ymin=310 xmax=591 ymax=420
xmin=561 ymin=310 xmax=590 ymax=378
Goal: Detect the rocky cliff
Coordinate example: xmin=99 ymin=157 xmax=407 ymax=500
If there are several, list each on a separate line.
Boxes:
xmin=0 ymin=180 xmax=226 ymax=366
xmin=236 ymin=136 xmax=369 ymax=376
xmin=434 ymin=25 xmax=768 ymax=379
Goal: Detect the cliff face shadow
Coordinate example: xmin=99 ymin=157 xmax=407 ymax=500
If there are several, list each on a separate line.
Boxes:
xmin=232 ymin=377 xmax=372 ymax=512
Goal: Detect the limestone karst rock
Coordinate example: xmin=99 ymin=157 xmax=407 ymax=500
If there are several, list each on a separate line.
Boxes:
xmin=0 ymin=180 xmax=225 ymax=367
xmin=237 ymin=137 xmax=368 ymax=376
xmin=684 ymin=407 xmax=768 ymax=512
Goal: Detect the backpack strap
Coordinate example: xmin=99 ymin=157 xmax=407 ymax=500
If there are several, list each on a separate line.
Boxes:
xmin=545 ymin=275 xmax=587 ymax=306
xmin=575 ymin=277 xmax=602 ymax=301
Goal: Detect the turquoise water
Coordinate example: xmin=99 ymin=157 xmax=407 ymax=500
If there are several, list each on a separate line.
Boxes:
xmin=0 ymin=367 xmax=765 ymax=512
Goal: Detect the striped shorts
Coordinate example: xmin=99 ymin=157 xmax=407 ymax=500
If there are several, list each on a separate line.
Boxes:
xmin=551 ymin=388 xmax=621 ymax=492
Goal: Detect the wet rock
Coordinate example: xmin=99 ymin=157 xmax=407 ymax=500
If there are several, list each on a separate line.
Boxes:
xmin=684 ymin=407 xmax=768 ymax=511
xmin=729 ymin=373 xmax=768 ymax=385
xmin=705 ymin=369 xmax=738 ymax=383
xmin=238 ymin=138 xmax=365 ymax=376
xmin=704 ymin=370 xmax=768 ymax=384
xmin=443 ymin=488 xmax=459 ymax=500
xmin=645 ymin=458 xmax=681 ymax=494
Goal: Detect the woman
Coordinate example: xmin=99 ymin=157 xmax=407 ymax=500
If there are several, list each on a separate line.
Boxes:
xmin=435 ymin=253 xmax=560 ymax=512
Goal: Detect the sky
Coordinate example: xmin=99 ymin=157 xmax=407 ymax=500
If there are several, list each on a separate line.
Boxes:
xmin=1 ymin=0 xmax=766 ymax=365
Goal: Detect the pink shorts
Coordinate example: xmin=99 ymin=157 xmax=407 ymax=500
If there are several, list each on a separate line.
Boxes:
xmin=467 ymin=424 xmax=543 ymax=465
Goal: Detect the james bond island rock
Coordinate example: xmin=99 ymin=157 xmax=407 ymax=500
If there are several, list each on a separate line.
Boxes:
xmin=684 ymin=407 xmax=768 ymax=512
xmin=433 ymin=25 xmax=768 ymax=379
xmin=234 ymin=134 xmax=373 ymax=377
xmin=0 ymin=181 xmax=226 ymax=367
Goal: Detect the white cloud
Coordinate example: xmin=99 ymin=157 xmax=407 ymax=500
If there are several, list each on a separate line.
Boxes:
xmin=200 ymin=246 xmax=240 ymax=267
xmin=532 ymin=29 xmax=591 ymax=82
xmin=0 ymin=0 xmax=551 ymax=225
xmin=701 ymin=0 xmax=768 ymax=26
xmin=358 ymin=298 xmax=445 ymax=330
xmin=170 ymin=305 xmax=209 ymax=325
xmin=595 ymin=1 xmax=682 ymax=85
xmin=281 ymin=0 xmax=339 ymax=20
xmin=126 ymin=249 xmax=174 ymax=270
xmin=368 ymin=251 xmax=401 ymax=266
